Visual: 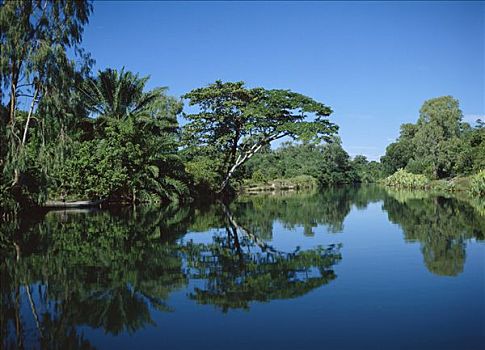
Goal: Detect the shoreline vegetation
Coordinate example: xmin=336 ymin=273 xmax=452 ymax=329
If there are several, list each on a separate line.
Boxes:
xmin=242 ymin=175 xmax=318 ymax=193
xmin=381 ymin=169 xmax=485 ymax=195
xmin=0 ymin=1 xmax=483 ymax=218
xmin=380 ymin=170 xmax=485 ymax=215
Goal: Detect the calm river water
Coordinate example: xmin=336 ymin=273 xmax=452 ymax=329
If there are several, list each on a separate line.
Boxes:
xmin=1 ymin=185 xmax=484 ymax=349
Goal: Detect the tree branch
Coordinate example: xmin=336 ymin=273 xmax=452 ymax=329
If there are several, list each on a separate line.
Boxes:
xmin=220 ymin=201 xmax=279 ymax=255
xmin=21 ymin=88 xmax=39 ymax=146
xmin=217 ymin=131 xmax=290 ymax=193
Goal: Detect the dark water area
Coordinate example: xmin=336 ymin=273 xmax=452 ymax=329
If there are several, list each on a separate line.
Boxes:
xmin=1 ymin=185 xmax=484 ymax=349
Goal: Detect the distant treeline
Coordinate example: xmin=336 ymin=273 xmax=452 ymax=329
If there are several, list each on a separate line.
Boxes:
xmin=242 ymin=141 xmax=382 ymax=188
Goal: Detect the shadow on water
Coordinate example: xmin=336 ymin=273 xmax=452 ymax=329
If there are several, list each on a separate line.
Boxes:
xmin=1 ymin=185 xmax=483 ymax=348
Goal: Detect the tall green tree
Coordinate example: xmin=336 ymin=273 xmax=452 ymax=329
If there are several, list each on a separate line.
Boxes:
xmin=381 ymin=123 xmax=418 ymax=175
xmin=80 ymin=67 xmax=161 ymax=120
xmin=411 ymin=96 xmax=463 ymax=178
xmin=0 ymin=0 xmax=92 ymax=126
xmin=0 ymin=0 xmax=93 ymax=208
xmin=183 ymin=81 xmax=337 ymax=194
xmin=381 ymin=96 xmax=474 ymax=179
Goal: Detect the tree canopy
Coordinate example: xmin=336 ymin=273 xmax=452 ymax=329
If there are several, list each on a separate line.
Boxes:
xmin=183 ymin=80 xmax=338 ymax=193
xmin=381 ymin=96 xmax=484 ymax=179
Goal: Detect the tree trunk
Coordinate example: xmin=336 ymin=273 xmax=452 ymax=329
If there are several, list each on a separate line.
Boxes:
xmin=216 ymin=131 xmax=287 ymax=194
xmin=217 ymin=142 xmax=265 ymax=194
xmin=9 ymin=67 xmax=18 ymax=125
xmin=220 ymin=201 xmax=278 ymax=255
xmin=21 ymin=88 xmax=39 ymax=146
xmin=26 ymin=285 xmax=43 ymax=338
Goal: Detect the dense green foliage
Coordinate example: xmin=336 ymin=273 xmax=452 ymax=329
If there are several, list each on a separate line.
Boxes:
xmin=47 ymin=70 xmax=189 ymax=203
xmin=381 ymin=169 xmax=429 ymax=189
xmin=1 ymin=0 xmax=93 ymax=211
xmin=381 ymin=96 xmax=484 ymax=179
xmin=1 ymin=2 xmax=347 ymax=212
xmin=242 ymin=141 xmax=384 ymax=188
xmin=0 ymin=2 xmax=187 ymax=210
xmin=380 ymin=96 xmax=484 ymax=197
xmin=469 ymin=170 xmax=485 ymax=198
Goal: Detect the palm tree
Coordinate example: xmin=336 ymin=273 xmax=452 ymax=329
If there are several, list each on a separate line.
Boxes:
xmin=77 ymin=67 xmax=190 ymax=203
xmin=80 ymin=67 xmax=160 ymax=119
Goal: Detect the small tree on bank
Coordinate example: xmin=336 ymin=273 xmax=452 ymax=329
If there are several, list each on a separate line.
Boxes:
xmin=183 ymin=81 xmax=337 ymax=194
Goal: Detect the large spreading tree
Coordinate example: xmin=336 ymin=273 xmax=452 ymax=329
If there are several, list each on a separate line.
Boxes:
xmin=183 ymin=80 xmax=337 ymax=193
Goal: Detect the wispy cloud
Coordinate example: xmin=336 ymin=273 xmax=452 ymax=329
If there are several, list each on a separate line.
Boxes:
xmin=463 ymin=114 xmax=484 ymax=124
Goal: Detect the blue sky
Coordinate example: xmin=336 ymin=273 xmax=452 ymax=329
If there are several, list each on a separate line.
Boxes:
xmin=82 ymin=1 xmax=484 ymax=160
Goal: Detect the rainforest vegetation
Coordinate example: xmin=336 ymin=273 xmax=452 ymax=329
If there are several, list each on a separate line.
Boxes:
xmin=0 ymin=1 xmax=484 ymax=216
xmin=0 ymin=2 xmax=483 ymax=348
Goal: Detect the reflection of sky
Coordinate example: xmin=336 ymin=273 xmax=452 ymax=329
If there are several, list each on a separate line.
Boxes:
xmin=179 ymin=228 xmax=223 ymax=245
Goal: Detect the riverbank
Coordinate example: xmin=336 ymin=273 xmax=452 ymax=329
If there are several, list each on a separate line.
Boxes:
xmin=380 ymin=169 xmax=485 ymax=197
xmin=241 ymin=175 xmax=318 ymax=193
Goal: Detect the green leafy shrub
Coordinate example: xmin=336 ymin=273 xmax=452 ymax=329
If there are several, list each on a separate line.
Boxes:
xmin=382 ymin=169 xmax=429 ymax=189
xmin=245 ymin=175 xmax=318 ymax=191
xmin=251 ymin=169 xmax=268 ymax=183
xmin=469 ymin=170 xmax=485 ymax=198
xmin=287 ymin=175 xmax=319 ymax=189
xmin=185 ymin=156 xmax=222 ymax=193
xmin=430 ymin=180 xmax=455 ymax=192
xmin=53 ymin=139 xmax=128 ymax=200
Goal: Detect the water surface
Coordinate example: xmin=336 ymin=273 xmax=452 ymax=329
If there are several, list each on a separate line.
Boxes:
xmin=1 ymin=186 xmax=484 ymax=349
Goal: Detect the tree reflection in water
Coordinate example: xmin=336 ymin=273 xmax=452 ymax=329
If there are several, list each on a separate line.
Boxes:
xmin=1 ymin=185 xmax=483 ymax=348
xmin=183 ymin=202 xmax=341 ymax=312
xmin=1 ymin=205 xmax=190 ymax=348
xmin=0 ymin=200 xmax=342 ymax=347
xmin=382 ymin=189 xmax=485 ymax=276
